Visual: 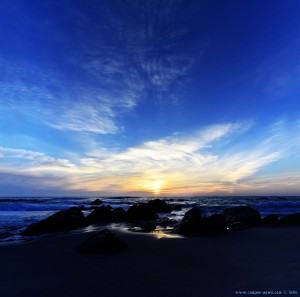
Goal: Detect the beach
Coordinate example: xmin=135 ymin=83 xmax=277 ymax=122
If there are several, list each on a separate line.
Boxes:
xmin=1 ymin=227 xmax=300 ymax=297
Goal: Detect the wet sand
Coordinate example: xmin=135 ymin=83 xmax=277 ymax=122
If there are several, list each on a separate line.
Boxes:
xmin=0 ymin=227 xmax=300 ymax=297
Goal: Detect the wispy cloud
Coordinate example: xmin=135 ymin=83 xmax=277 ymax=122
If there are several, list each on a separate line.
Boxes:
xmin=0 ymin=1 xmax=201 ymax=136
xmin=0 ymin=147 xmax=75 ymax=169
xmin=75 ymin=0 xmax=201 ymax=106
xmin=0 ymin=60 xmax=124 ymax=135
xmin=2 ymin=120 xmax=299 ymax=195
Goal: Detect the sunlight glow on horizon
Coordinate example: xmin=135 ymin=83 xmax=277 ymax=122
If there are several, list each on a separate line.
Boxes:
xmin=0 ymin=119 xmax=299 ymax=196
xmin=146 ymin=180 xmax=165 ymax=195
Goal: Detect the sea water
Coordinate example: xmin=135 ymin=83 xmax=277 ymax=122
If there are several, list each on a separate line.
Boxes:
xmin=1 ymin=196 xmax=300 ymax=244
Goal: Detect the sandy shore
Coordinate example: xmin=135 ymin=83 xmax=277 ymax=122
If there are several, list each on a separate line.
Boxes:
xmin=1 ymin=227 xmax=300 ymax=297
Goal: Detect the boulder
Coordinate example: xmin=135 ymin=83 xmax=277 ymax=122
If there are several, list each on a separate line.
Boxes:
xmin=147 ymin=199 xmax=171 ymax=212
xmin=176 ymin=207 xmax=203 ymax=235
xmin=78 ymin=229 xmax=127 ymax=254
xmin=22 ymin=207 xmax=86 ymax=236
xmin=176 ymin=209 xmax=226 ymax=236
xmin=157 ymin=218 xmax=177 ymax=227
xmin=126 ymin=203 xmax=158 ymax=221
xmin=171 ymin=204 xmax=182 ymax=211
xmin=279 ymin=213 xmax=300 ymax=225
xmin=261 ymin=214 xmax=280 ymax=225
xmin=139 ymin=221 xmax=157 ymax=232
xmin=90 ymin=199 xmax=103 ymax=206
xmin=222 ymin=206 xmax=261 ymax=230
xmin=111 ymin=207 xmax=127 ymax=222
xmin=86 ymin=205 xmax=113 ymax=224
xmin=182 ymin=207 xmax=202 ymax=222
xmin=200 ymin=214 xmax=227 ymax=236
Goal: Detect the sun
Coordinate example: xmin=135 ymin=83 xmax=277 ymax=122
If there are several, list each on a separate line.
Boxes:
xmin=147 ymin=180 xmax=164 ymax=195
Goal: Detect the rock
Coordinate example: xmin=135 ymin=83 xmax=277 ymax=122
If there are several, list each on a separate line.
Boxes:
xmin=86 ymin=206 xmax=128 ymax=224
xmin=139 ymin=221 xmax=157 ymax=232
xmin=200 ymin=214 xmax=227 ymax=236
xmin=90 ymin=199 xmax=102 ymax=205
xmin=126 ymin=203 xmax=158 ymax=221
xmin=279 ymin=213 xmax=300 ymax=225
xmin=261 ymin=214 xmax=280 ymax=225
xmin=182 ymin=207 xmax=202 ymax=222
xmin=176 ymin=207 xmax=203 ymax=235
xmin=222 ymin=206 xmax=261 ymax=230
xmin=22 ymin=207 xmax=86 ymax=236
xmin=147 ymin=199 xmax=171 ymax=212
xmin=86 ymin=205 xmax=113 ymax=224
xmin=226 ymin=222 xmax=245 ymax=231
xmin=78 ymin=229 xmax=127 ymax=254
xmin=176 ymin=209 xmax=226 ymax=236
xmin=157 ymin=218 xmax=177 ymax=227
xmin=86 ymin=206 xmax=127 ymax=224
xmin=111 ymin=207 xmax=127 ymax=222
xmin=171 ymin=204 xmax=182 ymax=211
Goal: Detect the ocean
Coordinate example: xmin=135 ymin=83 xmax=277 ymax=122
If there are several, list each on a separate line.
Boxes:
xmin=1 ymin=196 xmax=300 ymax=245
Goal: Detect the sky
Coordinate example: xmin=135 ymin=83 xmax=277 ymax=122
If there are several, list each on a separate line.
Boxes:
xmin=1 ymin=0 xmax=300 ymax=196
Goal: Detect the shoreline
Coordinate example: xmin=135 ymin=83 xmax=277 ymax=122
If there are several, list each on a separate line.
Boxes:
xmin=1 ymin=226 xmax=300 ymax=297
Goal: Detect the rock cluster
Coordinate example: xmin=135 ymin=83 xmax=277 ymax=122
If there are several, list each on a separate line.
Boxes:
xmin=22 ymin=199 xmax=172 ymax=236
xmin=176 ymin=207 xmax=227 ymax=236
xmin=21 ymin=198 xmax=300 ymax=241
xmin=175 ymin=205 xmax=265 ymax=236
xmin=126 ymin=203 xmax=159 ymax=221
xmin=22 ymin=207 xmax=86 ymax=236
xmin=222 ymin=206 xmax=261 ymax=230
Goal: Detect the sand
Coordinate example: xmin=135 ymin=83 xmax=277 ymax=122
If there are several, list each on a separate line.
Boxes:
xmin=0 ymin=227 xmax=300 ymax=297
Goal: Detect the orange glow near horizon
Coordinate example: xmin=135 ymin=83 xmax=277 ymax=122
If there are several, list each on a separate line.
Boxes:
xmin=146 ymin=180 xmax=164 ymax=195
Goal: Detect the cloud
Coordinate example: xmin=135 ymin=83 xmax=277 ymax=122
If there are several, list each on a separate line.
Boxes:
xmin=0 ymin=147 xmax=75 ymax=169
xmin=74 ymin=0 xmax=201 ymax=106
xmin=0 ymin=0 xmax=206 ymax=142
xmin=0 ymin=61 xmax=123 ymax=135
xmin=1 ymin=119 xmax=299 ymax=196
xmin=44 ymin=101 xmax=120 ymax=134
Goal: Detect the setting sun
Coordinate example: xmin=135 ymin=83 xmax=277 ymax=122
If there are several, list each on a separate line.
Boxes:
xmin=147 ymin=180 xmax=164 ymax=195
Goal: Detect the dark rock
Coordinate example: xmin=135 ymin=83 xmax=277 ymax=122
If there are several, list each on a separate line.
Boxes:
xmin=176 ymin=209 xmax=226 ymax=236
xmin=86 ymin=205 xmax=113 ymax=224
xmin=126 ymin=203 xmax=158 ymax=221
xmin=226 ymin=222 xmax=246 ymax=231
xmin=222 ymin=206 xmax=261 ymax=230
xmin=90 ymin=199 xmax=103 ymax=206
xmin=176 ymin=207 xmax=203 ymax=235
xmin=111 ymin=207 xmax=127 ymax=222
xmin=261 ymin=214 xmax=280 ymax=225
xmin=157 ymin=218 xmax=177 ymax=227
xmin=182 ymin=207 xmax=202 ymax=222
xmin=139 ymin=221 xmax=157 ymax=232
xmin=78 ymin=229 xmax=127 ymax=254
xmin=279 ymin=213 xmax=300 ymax=225
xmin=171 ymin=204 xmax=182 ymax=211
xmin=22 ymin=207 xmax=85 ymax=236
xmin=147 ymin=199 xmax=171 ymax=212
xmin=200 ymin=214 xmax=227 ymax=236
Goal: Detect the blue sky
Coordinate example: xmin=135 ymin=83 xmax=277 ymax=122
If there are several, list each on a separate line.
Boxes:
xmin=1 ymin=0 xmax=300 ymax=196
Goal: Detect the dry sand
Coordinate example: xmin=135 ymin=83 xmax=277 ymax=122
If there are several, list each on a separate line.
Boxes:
xmin=0 ymin=227 xmax=300 ymax=297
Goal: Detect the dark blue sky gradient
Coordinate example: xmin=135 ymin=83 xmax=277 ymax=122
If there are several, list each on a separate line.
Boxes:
xmin=1 ymin=0 xmax=300 ymax=195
